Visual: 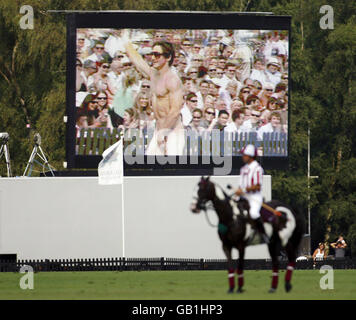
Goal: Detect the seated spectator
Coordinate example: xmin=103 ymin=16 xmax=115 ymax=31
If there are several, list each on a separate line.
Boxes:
xmin=242 ymin=109 xmax=262 ymax=133
xmin=181 ymin=92 xmax=198 ymax=126
xmin=224 ymin=109 xmax=246 ymax=134
xmin=215 ymin=99 xmax=228 ymax=112
xmin=76 ymin=109 xmax=89 ymax=133
xmin=208 ymin=81 xmax=221 ymax=98
xmin=79 ymin=94 xmax=100 ymax=126
xmin=201 ymin=106 xmax=216 ymax=129
xmin=260 ymin=82 xmax=275 ymax=107
xmin=221 ymin=81 xmax=239 ymax=111
xmin=261 ymin=94 xmax=279 ymax=122
xmin=251 ymin=80 xmax=263 ymax=97
xmin=230 ymin=98 xmax=244 ymax=113
xmin=182 ymin=77 xmax=197 ymax=95
xmin=91 ymin=91 xmax=113 ymax=129
xmin=196 ymin=80 xmax=210 ymax=109
xmin=250 ymin=58 xmax=267 ymax=86
xmin=77 ymin=60 xmax=97 ymax=92
xmin=186 ymin=108 xmax=205 ymax=135
xmin=213 ymin=109 xmax=229 ymax=131
xmin=92 ymin=59 xmax=115 ymax=95
xmin=257 ymin=111 xmax=282 ymax=140
xmin=331 ymin=236 xmax=347 ymax=259
xmin=119 ymin=108 xmax=139 ymax=130
xmin=264 ymin=57 xmax=282 ymax=87
xmin=313 ymin=242 xmax=327 ymax=268
xmin=86 ymin=40 xmax=110 ymax=63
xmin=187 ymin=67 xmax=199 ymax=81
xmin=246 ymin=94 xmax=263 ymax=112
xmin=238 ymin=86 xmax=251 ymax=105
xmin=134 ymin=93 xmax=154 ymax=129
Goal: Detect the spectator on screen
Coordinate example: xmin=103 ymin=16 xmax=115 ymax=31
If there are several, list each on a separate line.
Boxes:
xmin=250 ymin=58 xmax=267 ymax=86
xmin=107 ymin=53 xmax=124 ymax=93
xmin=201 ymin=106 xmax=216 ymax=129
xmin=221 ymin=81 xmax=239 ymax=111
xmin=260 ymin=82 xmax=275 ymax=107
xmin=196 ymin=80 xmax=210 ymax=109
xmin=86 ymin=40 xmax=109 ymax=63
xmin=213 ymin=110 xmax=229 ymax=131
xmin=257 ymin=111 xmax=282 ymax=140
xmin=77 ymin=60 xmax=97 ymax=92
xmin=224 ymin=109 xmax=245 ymax=134
xmin=181 ymin=92 xmax=198 ymax=126
xmin=242 ymin=109 xmax=262 ymax=133
xmin=76 ymin=109 xmax=89 ymax=131
xmin=186 ymin=108 xmax=204 ymax=135
xmin=264 ymin=57 xmax=282 ymax=87
xmin=92 ymin=60 xmax=115 ymax=94
xmin=119 ymin=108 xmax=139 ymax=130
xmin=238 ymin=86 xmax=251 ymax=105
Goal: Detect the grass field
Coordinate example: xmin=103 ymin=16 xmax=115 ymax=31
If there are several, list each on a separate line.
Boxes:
xmin=0 ymin=270 xmax=355 ymax=300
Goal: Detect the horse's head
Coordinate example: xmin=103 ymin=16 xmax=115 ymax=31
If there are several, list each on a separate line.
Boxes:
xmin=190 ymin=176 xmax=214 ymax=214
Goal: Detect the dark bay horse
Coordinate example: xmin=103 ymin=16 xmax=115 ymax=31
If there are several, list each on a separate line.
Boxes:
xmin=190 ymin=176 xmax=305 ymax=293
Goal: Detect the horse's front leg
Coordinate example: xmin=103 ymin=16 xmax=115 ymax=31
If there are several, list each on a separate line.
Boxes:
xmin=236 ymin=246 xmax=245 ymax=293
xmin=223 ymin=244 xmax=234 ymax=293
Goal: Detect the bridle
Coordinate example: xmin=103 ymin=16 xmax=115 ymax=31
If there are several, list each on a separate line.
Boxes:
xmin=193 ymin=181 xmax=238 ymax=228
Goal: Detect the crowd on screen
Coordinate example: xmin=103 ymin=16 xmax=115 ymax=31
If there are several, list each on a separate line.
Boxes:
xmin=75 ymin=28 xmax=288 ymax=140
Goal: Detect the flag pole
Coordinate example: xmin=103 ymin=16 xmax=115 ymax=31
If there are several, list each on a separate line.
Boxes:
xmin=120 ymin=131 xmax=125 ymax=258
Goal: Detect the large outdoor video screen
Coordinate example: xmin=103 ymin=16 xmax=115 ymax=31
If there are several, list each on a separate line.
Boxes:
xmin=66 ymin=12 xmax=290 ymax=174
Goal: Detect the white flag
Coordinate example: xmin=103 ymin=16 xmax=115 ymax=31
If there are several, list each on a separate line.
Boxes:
xmin=98 ymin=138 xmax=123 ymax=185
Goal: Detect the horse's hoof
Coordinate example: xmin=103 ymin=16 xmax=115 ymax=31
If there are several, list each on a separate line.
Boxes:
xmin=268 ymin=288 xmax=277 ymax=293
xmin=227 ymin=288 xmax=234 ymax=294
xmin=285 ymin=282 xmax=292 ymax=292
xmin=236 ymin=287 xmax=244 ymax=293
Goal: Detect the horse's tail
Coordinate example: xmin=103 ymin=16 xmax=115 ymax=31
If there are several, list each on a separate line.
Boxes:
xmin=268 ymin=199 xmax=305 ymax=248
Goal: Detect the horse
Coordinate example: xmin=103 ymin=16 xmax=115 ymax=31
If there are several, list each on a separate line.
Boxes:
xmin=190 ymin=176 xmax=305 ymax=293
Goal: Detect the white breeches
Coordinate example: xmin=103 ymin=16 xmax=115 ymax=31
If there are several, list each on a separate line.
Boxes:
xmin=146 ymin=120 xmax=185 ymax=156
xmin=245 ymin=194 xmax=263 ymax=219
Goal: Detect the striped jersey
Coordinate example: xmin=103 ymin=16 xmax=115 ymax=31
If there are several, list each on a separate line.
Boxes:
xmin=240 ymin=160 xmax=264 ymax=194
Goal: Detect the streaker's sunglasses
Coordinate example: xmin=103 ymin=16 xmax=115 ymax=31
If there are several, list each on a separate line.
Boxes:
xmin=151 ymin=52 xmax=165 ymax=58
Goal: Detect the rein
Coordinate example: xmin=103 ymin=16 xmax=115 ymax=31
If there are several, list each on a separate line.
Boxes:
xmin=203 ymin=202 xmax=218 ymax=228
xmin=200 ymin=183 xmax=236 ymax=229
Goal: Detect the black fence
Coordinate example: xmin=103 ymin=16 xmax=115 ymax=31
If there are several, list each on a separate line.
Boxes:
xmin=0 ymin=257 xmax=355 ymax=273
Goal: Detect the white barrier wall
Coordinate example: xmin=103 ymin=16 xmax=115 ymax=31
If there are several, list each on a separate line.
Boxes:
xmin=0 ymin=176 xmax=271 ymax=260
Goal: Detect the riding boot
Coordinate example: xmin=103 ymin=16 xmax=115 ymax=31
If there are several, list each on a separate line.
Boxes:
xmin=254 ymin=217 xmax=270 ymax=244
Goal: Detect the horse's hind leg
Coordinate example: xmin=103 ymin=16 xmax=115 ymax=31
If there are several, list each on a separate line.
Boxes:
xmin=268 ymin=234 xmax=280 ymax=293
xmin=223 ymin=244 xmax=235 ymax=293
xmin=284 ymin=239 xmax=297 ymax=292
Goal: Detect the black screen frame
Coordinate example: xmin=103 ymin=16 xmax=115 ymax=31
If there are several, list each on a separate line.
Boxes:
xmin=66 ymin=11 xmax=291 ymax=175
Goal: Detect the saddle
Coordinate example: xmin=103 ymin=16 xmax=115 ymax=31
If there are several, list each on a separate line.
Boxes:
xmin=260 ymin=204 xmax=287 ymax=232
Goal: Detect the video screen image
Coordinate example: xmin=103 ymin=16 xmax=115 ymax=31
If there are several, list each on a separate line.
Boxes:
xmin=75 ymin=28 xmax=288 ymax=157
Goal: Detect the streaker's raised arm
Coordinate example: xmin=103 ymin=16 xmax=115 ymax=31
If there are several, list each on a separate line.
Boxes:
xmin=122 ymin=29 xmax=151 ymax=79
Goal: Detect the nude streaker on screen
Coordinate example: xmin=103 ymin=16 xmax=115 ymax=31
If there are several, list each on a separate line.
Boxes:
xmin=122 ymin=29 xmax=185 ymax=156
